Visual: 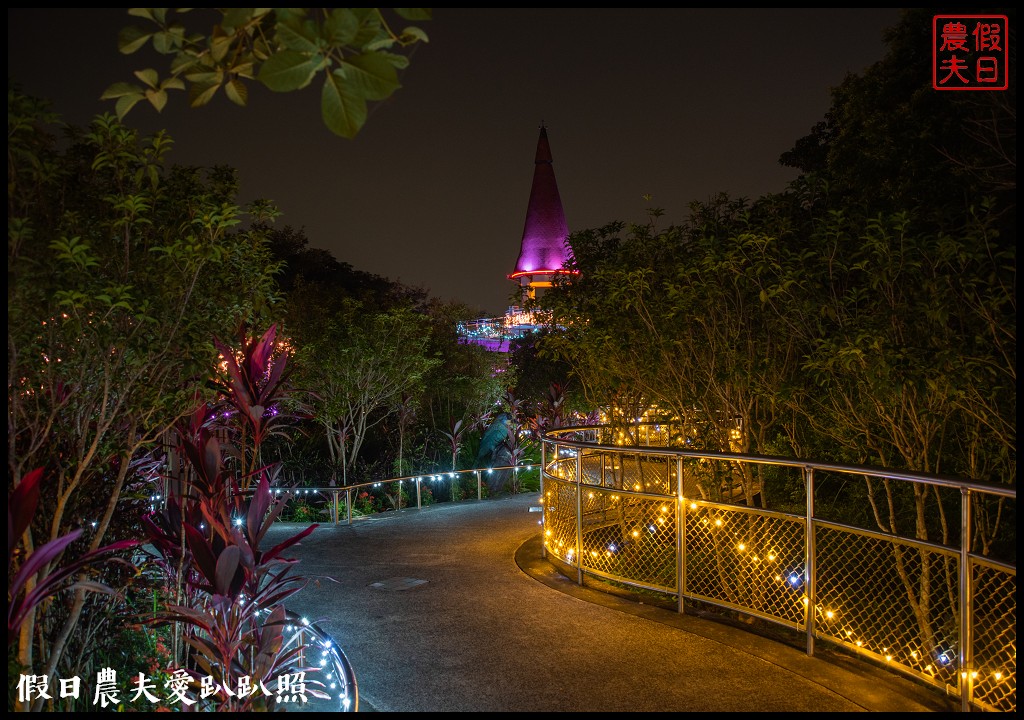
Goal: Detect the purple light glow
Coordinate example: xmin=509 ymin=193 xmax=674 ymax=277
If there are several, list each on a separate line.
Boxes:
xmin=460 ymin=337 xmax=512 ymax=353
xmin=510 ymin=127 xmax=572 ymax=280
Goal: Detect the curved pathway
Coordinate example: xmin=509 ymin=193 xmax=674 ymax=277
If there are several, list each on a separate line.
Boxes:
xmin=264 ymin=493 xmax=953 ymax=712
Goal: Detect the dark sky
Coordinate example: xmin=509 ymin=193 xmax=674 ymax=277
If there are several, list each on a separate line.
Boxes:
xmin=8 ymin=8 xmax=904 ymax=315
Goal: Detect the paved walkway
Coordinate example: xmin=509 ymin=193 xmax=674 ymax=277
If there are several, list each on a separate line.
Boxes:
xmin=264 ymin=493 xmax=955 ymax=713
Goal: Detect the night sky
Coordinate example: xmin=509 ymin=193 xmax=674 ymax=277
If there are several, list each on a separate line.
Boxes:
xmin=8 ymin=8 xmax=904 ymax=315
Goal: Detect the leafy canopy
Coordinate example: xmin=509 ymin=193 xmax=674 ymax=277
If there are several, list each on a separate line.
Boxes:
xmin=102 ymin=8 xmax=431 ymax=138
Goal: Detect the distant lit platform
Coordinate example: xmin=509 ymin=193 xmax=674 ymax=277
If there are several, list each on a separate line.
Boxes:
xmin=457 ymin=307 xmax=541 ymax=353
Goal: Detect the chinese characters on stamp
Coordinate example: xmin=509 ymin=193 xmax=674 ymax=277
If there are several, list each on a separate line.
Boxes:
xmin=933 ymin=15 xmax=1009 ymax=90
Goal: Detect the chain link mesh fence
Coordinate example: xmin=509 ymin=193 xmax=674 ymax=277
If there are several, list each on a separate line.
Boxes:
xmin=541 ymin=430 xmax=1016 ymax=713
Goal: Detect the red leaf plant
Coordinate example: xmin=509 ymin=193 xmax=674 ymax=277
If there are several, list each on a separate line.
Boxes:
xmin=8 ymin=468 xmax=138 ymax=646
xmin=210 ymin=323 xmax=303 ymax=489
xmin=141 ymin=428 xmax=327 ymax=710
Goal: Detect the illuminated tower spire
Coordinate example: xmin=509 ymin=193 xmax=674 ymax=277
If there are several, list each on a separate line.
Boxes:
xmin=508 ymin=124 xmax=574 ymax=299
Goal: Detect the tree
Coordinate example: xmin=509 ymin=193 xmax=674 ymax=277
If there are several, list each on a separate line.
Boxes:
xmin=780 ymin=8 xmax=1016 ymax=226
xmin=103 ymin=8 xmax=431 ymax=138
xmin=8 ymin=89 xmax=281 ymax=696
xmin=298 ymin=306 xmax=440 ymax=484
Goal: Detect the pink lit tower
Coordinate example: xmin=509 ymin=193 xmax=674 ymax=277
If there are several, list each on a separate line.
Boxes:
xmin=508 ymin=124 xmax=576 ymax=300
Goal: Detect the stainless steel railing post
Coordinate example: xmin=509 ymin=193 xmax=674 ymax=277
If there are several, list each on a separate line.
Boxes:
xmin=676 ymin=457 xmax=685 ymax=615
xmin=805 ymin=466 xmax=816 ymax=657
xmin=959 ymin=487 xmax=973 ymax=712
xmin=575 ymin=450 xmax=584 ymax=585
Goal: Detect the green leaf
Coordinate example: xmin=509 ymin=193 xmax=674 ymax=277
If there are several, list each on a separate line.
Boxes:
xmin=118 ymin=25 xmax=153 ymax=54
xmin=225 ymin=78 xmax=248 ymax=106
xmin=322 ymin=70 xmax=366 ymax=139
xmin=210 ymin=32 xmax=233 ymax=63
xmin=258 ymin=49 xmax=321 ymax=92
xmin=324 ymin=8 xmax=359 ymax=46
xmin=229 ymin=60 xmax=255 ymax=79
xmin=101 ymin=82 xmax=144 ymax=100
xmin=341 ymin=53 xmax=400 ymax=101
xmin=146 ymin=88 xmax=169 ymax=112
xmin=133 ymin=68 xmax=160 ymax=88
xmin=363 ymin=35 xmax=397 ymax=53
xmin=188 ymin=82 xmax=220 ymax=108
xmin=170 ymin=51 xmax=202 ymax=75
xmin=152 ymin=29 xmax=179 ymax=54
xmin=378 ymin=51 xmax=410 ymax=70
xmin=350 ymin=9 xmax=383 ymax=47
xmin=221 ymin=7 xmax=254 ymax=31
xmin=183 ymin=70 xmax=223 ymax=85
xmin=400 ymin=26 xmax=429 ymax=44
xmin=394 ymin=8 xmax=433 ymax=21
xmin=275 ymin=17 xmax=320 ymax=54
xmin=115 ymin=94 xmax=145 ymax=119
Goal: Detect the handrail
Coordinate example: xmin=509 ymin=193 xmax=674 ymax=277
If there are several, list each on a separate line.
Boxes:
xmin=282 ymin=611 xmax=358 ymax=712
xmin=540 ymin=424 xmax=1016 ymax=713
xmin=257 ymin=463 xmax=541 ymax=525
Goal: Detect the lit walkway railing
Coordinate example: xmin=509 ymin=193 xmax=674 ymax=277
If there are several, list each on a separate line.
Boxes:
xmin=261 ymin=464 xmax=540 ymax=525
xmin=282 ymin=611 xmax=358 ymax=712
xmin=214 ymin=465 xmax=536 ymax=713
xmin=540 ymin=425 xmax=1016 ymax=714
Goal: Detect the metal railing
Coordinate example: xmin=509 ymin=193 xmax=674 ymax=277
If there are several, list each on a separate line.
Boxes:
xmin=259 ymin=464 xmax=541 ymax=525
xmin=281 ymin=611 xmax=358 ymax=712
xmin=541 ymin=425 xmax=1016 ymax=714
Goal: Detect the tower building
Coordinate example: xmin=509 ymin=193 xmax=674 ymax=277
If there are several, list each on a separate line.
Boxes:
xmin=508 ymin=125 xmax=575 ymax=300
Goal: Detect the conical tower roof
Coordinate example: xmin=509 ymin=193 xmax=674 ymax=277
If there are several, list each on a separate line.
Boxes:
xmin=509 ymin=126 xmax=572 ymax=285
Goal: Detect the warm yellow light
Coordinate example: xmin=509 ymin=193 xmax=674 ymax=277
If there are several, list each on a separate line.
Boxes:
xmin=970 ymin=671 xmax=978 ymax=679
xmin=632 ymin=530 xmax=639 ymax=538
xmin=588 ymin=492 xmax=594 ymax=499
xmin=714 ymin=518 xmax=722 ymax=527
xmin=911 ymin=651 xmax=918 ymax=659
xmin=885 ymin=655 xmax=892 ymax=662
xmin=545 ymin=529 xmax=552 ymax=536
xmin=737 ymin=543 xmax=745 ymax=551
xmin=856 ymin=641 xmax=863 ymax=647
xmin=690 ymin=503 xmax=697 ymax=510
xmin=994 ymin=672 xmax=1003 ymax=680
xmin=775 ymin=574 xmax=782 ymax=581
xmin=634 ymin=484 xmax=641 ymax=491
xmin=825 ymin=610 xmax=834 ymax=620
xmin=767 ymin=553 xmax=776 ymax=561
xmin=660 ymin=505 xmax=668 ymax=513
xmin=802 ymin=597 xmax=809 ymax=605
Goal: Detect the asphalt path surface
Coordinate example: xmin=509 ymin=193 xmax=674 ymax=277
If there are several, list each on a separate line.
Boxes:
xmin=264 ymin=493 xmax=954 ymax=713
